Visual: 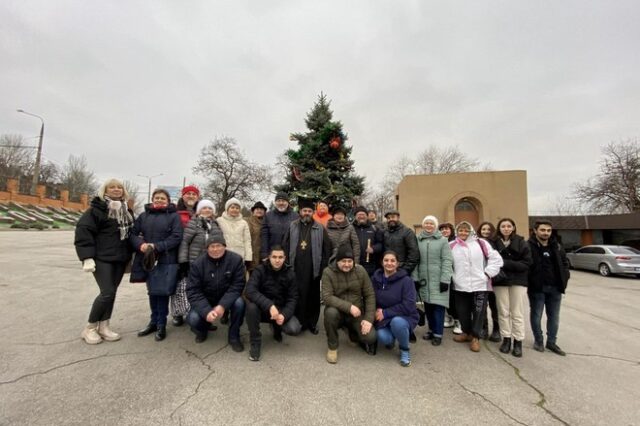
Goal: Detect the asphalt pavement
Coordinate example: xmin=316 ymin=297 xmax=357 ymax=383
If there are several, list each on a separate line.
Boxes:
xmin=1 ymin=231 xmax=639 ymax=425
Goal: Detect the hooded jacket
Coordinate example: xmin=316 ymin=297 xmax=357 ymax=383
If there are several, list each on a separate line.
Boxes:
xmin=383 ymin=222 xmax=419 ymax=274
xmin=260 ymin=207 xmax=298 ymax=258
xmin=371 ymin=268 xmax=419 ymax=330
xmin=186 ymin=249 xmax=246 ymax=317
xmin=449 ymin=224 xmax=503 ymax=292
xmin=412 ymin=230 xmax=453 ymax=307
xmin=321 ymin=261 xmax=376 ymax=324
xmin=216 ymin=211 xmax=252 ymax=261
xmin=246 ymin=261 xmax=298 ymax=320
xmin=326 ymin=219 xmax=361 ymax=264
xmin=75 ymin=196 xmax=133 ymax=263
xmin=178 ymin=216 xmax=223 ymax=263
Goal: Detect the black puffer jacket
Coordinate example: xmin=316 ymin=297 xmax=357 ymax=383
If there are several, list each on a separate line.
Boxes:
xmin=246 ymin=261 xmax=298 ymax=320
xmin=178 ymin=216 xmax=223 ymax=263
xmin=186 ymin=250 xmax=246 ymax=317
xmin=528 ymin=238 xmax=570 ymax=294
xmin=74 ymin=197 xmax=132 ymax=263
xmin=493 ymin=235 xmax=533 ymax=287
xmin=353 ymin=221 xmax=384 ymax=276
xmin=383 ymin=222 xmax=419 ymax=274
xmin=260 ymin=208 xmax=298 ymax=258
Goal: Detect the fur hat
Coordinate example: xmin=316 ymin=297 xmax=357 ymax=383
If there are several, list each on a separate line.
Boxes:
xmin=182 ymin=185 xmax=200 ymax=196
xmin=335 ymin=244 xmax=354 ymax=262
xmin=196 ymin=199 xmax=216 ymax=215
xmin=422 ymin=215 xmax=439 ymax=228
xmin=298 ymin=197 xmax=315 ymax=211
xmin=225 ymin=197 xmax=242 ymax=211
xmin=275 ymin=192 xmax=289 ymax=202
xmin=251 ymin=201 xmax=267 ymax=212
xmin=353 ymin=206 xmax=368 ymax=216
xmin=206 ymin=233 xmax=227 ymax=247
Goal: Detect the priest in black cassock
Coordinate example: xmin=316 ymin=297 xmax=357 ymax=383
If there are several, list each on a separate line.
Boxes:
xmin=283 ymin=198 xmax=332 ymax=334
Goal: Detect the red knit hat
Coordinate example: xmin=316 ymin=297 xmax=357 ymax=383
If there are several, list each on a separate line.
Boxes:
xmin=182 ymin=185 xmax=200 ymax=196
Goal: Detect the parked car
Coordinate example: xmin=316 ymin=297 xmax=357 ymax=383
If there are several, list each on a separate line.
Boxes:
xmin=566 ymin=245 xmax=640 ymax=277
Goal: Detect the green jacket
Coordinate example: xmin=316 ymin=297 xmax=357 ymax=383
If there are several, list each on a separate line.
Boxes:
xmin=322 ymin=262 xmax=376 ymax=324
xmin=412 ymin=230 xmax=453 ymax=308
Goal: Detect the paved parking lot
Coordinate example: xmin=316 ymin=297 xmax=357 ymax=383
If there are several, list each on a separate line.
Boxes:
xmin=1 ymin=231 xmax=639 ymax=425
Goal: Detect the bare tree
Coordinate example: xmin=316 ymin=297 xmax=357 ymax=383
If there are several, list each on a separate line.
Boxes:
xmin=0 ymin=134 xmax=34 ymax=179
xmin=60 ymin=155 xmax=98 ymax=201
xmin=193 ymin=136 xmax=272 ymax=213
xmin=574 ymin=139 xmax=640 ymax=213
xmin=122 ymin=179 xmax=144 ymax=214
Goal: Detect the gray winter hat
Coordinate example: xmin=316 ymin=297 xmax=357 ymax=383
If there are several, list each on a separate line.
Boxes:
xmin=206 ymin=233 xmax=226 ymax=247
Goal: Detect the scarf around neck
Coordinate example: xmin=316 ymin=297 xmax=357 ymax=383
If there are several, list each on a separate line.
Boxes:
xmin=104 ymin=196 xmax=133 ymax=240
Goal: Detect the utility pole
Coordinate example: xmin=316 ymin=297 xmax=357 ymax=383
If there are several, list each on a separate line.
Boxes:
xmin=17 ymin=109 xmax=44 ymax=195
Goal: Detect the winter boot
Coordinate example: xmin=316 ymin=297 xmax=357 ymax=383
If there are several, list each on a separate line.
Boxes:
xmin=97 ymin=320 xmax=121 ymax=342
xmin=489 ymin=326 xmax=501 ymax=342
xmin=326 ymin=349 xmax=338 ymax=364
xmin=512 ymin=340 xmax=523 ymax=357
xmin=249 ymin=342 xmax=261 ymax=361
xmin=399 ymin=349 xmax=411 ymax=367
xmin=81 ymin=323 xmax=103 ymax=345
xmin=470 ymin=337 xmax=481 ymax=352
xmin=499 ymin=337 xmax=511 ymax=354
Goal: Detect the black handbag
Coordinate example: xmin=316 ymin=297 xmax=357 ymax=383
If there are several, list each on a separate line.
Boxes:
xmin=146 ymin=263 xmax=179 ymax=296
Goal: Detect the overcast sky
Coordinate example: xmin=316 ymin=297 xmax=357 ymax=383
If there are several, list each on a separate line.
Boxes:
xmin=2 ymin=1 xmax=639 ymax=213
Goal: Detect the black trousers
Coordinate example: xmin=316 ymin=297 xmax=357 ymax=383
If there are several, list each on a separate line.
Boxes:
xmin=296 ymin=276 xmax=321 ymax=330
xmin=245 ymin=302 xmax=302 ymax=343
xmin=483 ymin=292 xmax=499 ymax=331
xmin=88 ymin=260 xmax=127 ymax=323
xmin=447 ymin=279 xmax=458 ymax=319
xmin=454 ymin=290 xmax=488 ymax=338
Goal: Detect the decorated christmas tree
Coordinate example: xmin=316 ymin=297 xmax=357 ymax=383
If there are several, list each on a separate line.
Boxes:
xmin=275 ymin=93 xmax=365 ymax=210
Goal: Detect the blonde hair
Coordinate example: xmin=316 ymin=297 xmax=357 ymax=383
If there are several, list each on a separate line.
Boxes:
xmin=98 ymin=178 xmax=129 ymax=201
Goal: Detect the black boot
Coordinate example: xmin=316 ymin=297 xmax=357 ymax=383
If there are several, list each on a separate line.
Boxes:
xmin=155 ymin=326 xmax=166 ymax=341
xmin=512 ymin=340 xmax=522 ymax=357
xmin=273 ymin=326 xmax=283 ymax=343
xmin=409 ymin=331 xmax=417 ymax=343
xmin=489 ymin=326 xmax=501 ymax=342
xmin=137 ymin=323 xmax=157 ymax=337
xmin=499 ymin=337 xmax=511 ymax=354
xmin=359 ymin=341 xmax=377 ymax=356
xmin=172 ymin=315 xmax=184 ymax=326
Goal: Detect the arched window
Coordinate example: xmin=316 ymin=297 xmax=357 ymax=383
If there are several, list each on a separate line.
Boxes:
xmin=455 ymin=200 xmax=476 ymax=212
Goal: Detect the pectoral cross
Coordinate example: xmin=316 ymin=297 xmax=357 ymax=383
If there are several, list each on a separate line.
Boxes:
xmin=300 ymin=240 xmax=308 ymax=250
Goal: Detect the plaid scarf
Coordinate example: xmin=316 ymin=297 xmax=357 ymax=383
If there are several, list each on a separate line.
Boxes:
xmin=105 ymin=196 xmax=134 ymax=240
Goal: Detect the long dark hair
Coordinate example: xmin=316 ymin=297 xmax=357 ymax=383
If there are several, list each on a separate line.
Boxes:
xmin=496 ymin=218 xmax=517 ymax=240
xmin=477 ymin=221 xmax=496 ymax=240
xmin=438 ymin=222 xmax=455 ymax=242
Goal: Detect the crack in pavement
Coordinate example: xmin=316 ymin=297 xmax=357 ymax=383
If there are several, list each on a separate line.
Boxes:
xmin=563 ymin=304 xmax=640 ymax=332
xmin=169 ymin=348 xmax=218 ymax=421
xmin=564 ymin=352 xmax=640 ymax=365
xmin=484 ymin=342 xmax=570 ymax=426
xmin=459 ymin=383 xmax=528 ymax=426
xmin=8 ymin=329 xmax=145 ymax=347
xmin=0 ymin=351 xmax=152 ymax=385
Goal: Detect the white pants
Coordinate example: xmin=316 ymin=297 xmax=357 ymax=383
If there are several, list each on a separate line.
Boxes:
xmin=494 ymin=285 xmax=527 ymax=341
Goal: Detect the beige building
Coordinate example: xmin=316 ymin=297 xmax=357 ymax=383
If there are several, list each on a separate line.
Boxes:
xmin=396 ymin=170 xmax=528 ymax=234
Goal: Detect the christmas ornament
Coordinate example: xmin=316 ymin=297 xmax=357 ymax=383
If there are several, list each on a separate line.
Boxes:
xmin=329 ymin=136 xmax=341 ymax=150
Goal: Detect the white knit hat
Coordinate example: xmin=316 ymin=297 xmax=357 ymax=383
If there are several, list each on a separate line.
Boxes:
xmin=225 ymin=197 xmax=242 ymax=211
xmin=196 ymin=199 xmax=216 ymax=215
xmin=422 ymin=215 xmax=439 ymax=228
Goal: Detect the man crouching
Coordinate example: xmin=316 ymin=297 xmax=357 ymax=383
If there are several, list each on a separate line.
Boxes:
xmin=322 ymin=245 xmax=377 ymax=364
xmin=186 ymin=234 xmax=246 ymax=352
xmin=245 ymin=245 xmax=302 ymax=361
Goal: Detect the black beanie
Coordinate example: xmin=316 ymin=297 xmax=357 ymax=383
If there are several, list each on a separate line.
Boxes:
xmin=335 ymin=244 xmax=354 ymax=262
xmin=354 ymin=206 xmax=368 ymax=215
xmin=206 ymin=233 xmax=227 ymax=247
xmin=251 ymin=201 xmax=267 ymax=212
xmin=298 ymin=197 xmax=315 ymax=210
xmin=275 ymin=192 xmax=289 ymax=202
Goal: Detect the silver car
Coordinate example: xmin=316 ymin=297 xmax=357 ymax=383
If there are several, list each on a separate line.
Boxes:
xmin=566 ymin=245 xmax=640 ymax=277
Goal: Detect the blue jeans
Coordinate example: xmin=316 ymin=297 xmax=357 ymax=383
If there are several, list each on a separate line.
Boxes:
xmin=149 ymin=295 xmax=169 ymax=326
xmin=424 ymin=303 xmax=445 ymax=337
xmin=187 ymin=297 xmax=246 ymax=342
xmin=529 ymin=291 xmax=562 ymax=345
xmin=377 ymin=316 xmax=411 ymax=351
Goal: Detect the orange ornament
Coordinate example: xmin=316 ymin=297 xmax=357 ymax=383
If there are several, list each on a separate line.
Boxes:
xmin=329 ymin=136 xmax=341 ymax=150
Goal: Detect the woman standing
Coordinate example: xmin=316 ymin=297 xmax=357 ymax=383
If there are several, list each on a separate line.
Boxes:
xmin=372 ymin=251 xmax=419 ymax=367
xmin=216 ymin=198 xmax=253 ymax=267
xmin=75 ymin=179 xmax=133 ymax=344
xmin=413 ymin=216 xmax=453 ymax=346
xmin=450 ymin=222 xmax=503 ymax=352
xmin=130 ymin=188 xmax=183 ymax=341
xmin=172 ymin=200 xmax=222 ymax=326
xmin=326 ymin=206 xmax=360 ymax=263
xmin=438 ymin=222 xmax=459 ymax=333
xmin=493 ymin=218 xmax=533 ymax=357
xmin=477 ymin=221 xmax=501 ymax=342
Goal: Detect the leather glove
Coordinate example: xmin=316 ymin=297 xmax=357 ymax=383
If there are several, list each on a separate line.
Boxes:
xmin=82 ymin=259 xmax=96 ymax=273
xmin=439 ymin=282 xmax=449 ymax=293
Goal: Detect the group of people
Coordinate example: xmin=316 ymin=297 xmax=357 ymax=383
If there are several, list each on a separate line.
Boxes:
xmin=74 ymin=178 xmax=570 ymax=367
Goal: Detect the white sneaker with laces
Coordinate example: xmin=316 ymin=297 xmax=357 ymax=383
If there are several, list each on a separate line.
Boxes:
xmin=452 ymin=320 xmax=463 ymax=335
xmin=444 ymin=315 xmax=454 ymax=328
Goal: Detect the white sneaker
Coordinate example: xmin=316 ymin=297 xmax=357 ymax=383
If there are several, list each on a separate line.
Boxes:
xmin=81 ymin=323 xmax=103 ymax=345
xmin=98 ymin=320 xmax=121 ymax=342
xmin=444 ymin=315 xmax=454 ymax=328
xmin=452 ymin=320 xmax=462 ymax=335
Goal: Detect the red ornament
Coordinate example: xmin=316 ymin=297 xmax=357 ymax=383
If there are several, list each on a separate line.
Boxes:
xmin=329 ymin=136 xmax=341 ymax=150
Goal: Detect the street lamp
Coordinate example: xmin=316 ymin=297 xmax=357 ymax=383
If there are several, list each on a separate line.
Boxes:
xmin=17 ymin=109 xmax=44 ymax=195
xmin=137 ymin=173 xmax=164 ymax=203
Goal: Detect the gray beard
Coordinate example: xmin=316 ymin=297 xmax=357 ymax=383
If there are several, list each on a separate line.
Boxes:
xmin=300 ymin=216 xmax=312 ymax=224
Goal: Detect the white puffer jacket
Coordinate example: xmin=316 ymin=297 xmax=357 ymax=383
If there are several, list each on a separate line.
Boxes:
xmin=450 ymin=236 xmax=503 ymax=292
xmin=217 ymin=212 xmax=252 ymax=261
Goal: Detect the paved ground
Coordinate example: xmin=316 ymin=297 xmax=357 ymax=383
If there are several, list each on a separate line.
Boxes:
xmin=1 ymin=231 xmax=639 ymax=425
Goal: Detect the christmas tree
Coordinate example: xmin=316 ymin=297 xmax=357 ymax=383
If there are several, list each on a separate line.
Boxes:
xmin=275 ymin=93 xmax=365 ymax=210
